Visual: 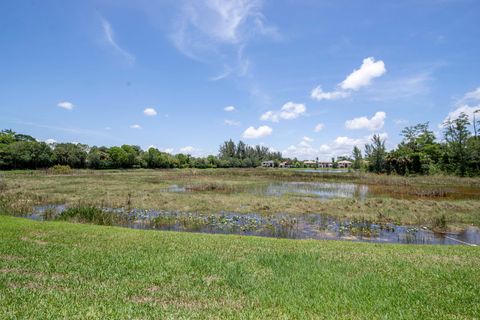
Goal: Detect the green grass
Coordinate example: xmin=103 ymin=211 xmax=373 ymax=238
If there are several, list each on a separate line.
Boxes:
xmin=1 ymin=169 xmax=480 ymax=229
xmin=0 ymin=216 xmax=479 ymax=319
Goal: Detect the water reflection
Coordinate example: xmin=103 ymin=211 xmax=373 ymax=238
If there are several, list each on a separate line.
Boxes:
xmin=27 ymin=206 xmax=479 ymax=246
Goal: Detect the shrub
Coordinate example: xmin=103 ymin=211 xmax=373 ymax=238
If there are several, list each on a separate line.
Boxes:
xmin=49 ymin=164 xmax=73 ymax=175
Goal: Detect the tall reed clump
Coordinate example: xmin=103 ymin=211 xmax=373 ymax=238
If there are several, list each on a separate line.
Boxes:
xmin=56 ymin=205 xmax=127 ymax=226
xmin=432 ymin=214 xmax=447 ymax=232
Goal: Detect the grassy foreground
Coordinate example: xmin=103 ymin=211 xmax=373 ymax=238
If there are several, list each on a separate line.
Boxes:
xmin=1 ymin=216 xmax=479 ymax=319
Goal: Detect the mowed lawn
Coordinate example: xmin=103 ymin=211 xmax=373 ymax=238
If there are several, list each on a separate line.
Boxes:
xmin=1 ymin=216 xmax=479 ymax=319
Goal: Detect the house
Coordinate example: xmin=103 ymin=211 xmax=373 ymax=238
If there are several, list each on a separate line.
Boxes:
xmin=337 ymin=160 xmax=353 ymax=168
xmin=279 ymin=161 xmax=292 ymax=168
xmin=261 ymin=160 xmax=275 ymax=168
xmin=303 ymin=160 xmax=317 ymax=168
xmin=318 ymin=161 xmax=333 ymax=168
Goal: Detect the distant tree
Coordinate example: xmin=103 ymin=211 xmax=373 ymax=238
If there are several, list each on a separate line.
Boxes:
xmin=365 ymin=134 xmax=386 ymax=173
xmin=53 ymin=143 xmax=88 ymax=168
xmin=443 ymin=113 xmax=471 ymax=176
xmin=352 ymin=146 xmax=363 ymax=170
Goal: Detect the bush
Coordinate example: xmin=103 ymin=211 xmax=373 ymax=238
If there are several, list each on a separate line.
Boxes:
xmin=49 ymin=164 xmax=73 ymax=175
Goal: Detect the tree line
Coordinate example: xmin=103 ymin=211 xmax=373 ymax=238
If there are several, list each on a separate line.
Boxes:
xmin=0 ymin=131 xmax=281 ymax=170
xmin=355 ymin=112 xmax=480 ymax=176
xmin=1 ymin=111 xmax=479 ymax=175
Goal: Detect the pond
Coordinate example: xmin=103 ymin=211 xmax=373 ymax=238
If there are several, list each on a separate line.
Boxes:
xmin=26 ymin=205 xmax=479 ymax=246
xmin=161 ymin=181 xmax=480 ymax=200
xmin=162 ymin=182 xmax=369 ymax=200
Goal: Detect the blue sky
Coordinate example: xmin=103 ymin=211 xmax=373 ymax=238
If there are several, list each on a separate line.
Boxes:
xmin=1 ymin=0 xmax=479 ymax=160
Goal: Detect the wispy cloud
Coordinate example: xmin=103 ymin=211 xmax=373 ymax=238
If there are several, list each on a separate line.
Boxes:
xmin=224 ymin=119 xmax=240 ymax=126
xmin=171 ymin=0 xmax=278 ymax=78
xmin=101 ymin=16 xmax=135 ymax=65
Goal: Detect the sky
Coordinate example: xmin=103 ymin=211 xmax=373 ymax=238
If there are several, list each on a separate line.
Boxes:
xmin=1 ymin=0 xmax=480 ymax=160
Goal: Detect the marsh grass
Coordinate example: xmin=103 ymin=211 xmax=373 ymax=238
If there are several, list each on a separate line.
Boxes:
xmin=56 ymin=205 xmax=130 ymax=226
xmin=1 ymin=169 xmax=479 ymax=229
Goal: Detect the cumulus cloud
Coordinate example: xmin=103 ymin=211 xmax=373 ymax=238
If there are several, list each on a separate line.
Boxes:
xmin=143 ymin=108 xmax=158 ymax=116
xmin=242 ymin=125 xmax=272 ymax=139
xmin=130 ymin=124 xmax=142 ymax=129
xmin=310 ymin=86 xmax=350 ymax=101
xmin=314 ymin=123 xmax=325 ymax=132
xmin=441 ymin=87 xmax=480 ymax=125
xmin=57 ymin=101 xmax=74 ymax=110
xmin=443 ymin=105 xmax=479 ymax=124
xmin=461 ymin=87 xmax=480 ymax=102
xmin=283 ymin=133 xmax=388 ymax=160
xmin=101 ymin=16 xmax=135 ymax=65
xmin=310 ymin=57 xmax=386 ymax=101
xmin=45 ymin=139 xmax=57 ymax=144
xmin=224 ymin=105 xmax=236 ymax=112
xmin=340 ymin=57 xmax=386 ymax=91
xmin=260 ymin=102 xmax=306 ymax=122
xmin=345 ymin=111 xmax=386 ymax=131
xmin=224 ymin=119 xmax=240 ymax=126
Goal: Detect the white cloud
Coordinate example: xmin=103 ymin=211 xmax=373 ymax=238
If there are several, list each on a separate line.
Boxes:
xmin=261 ymin=102 xmax=306 ymax=122
xmin=143 ymin=108 xmax=158 ymax=116
xmin=260 ymin=111 xmax=279 ymax=122
xmin=101 ymin=16 xmax=135 ymax=65
xmin=303 ymin=136 xmax=314 ymax=143
xmin=163 ymin=148 xmax=174 ymax=154
xmin=345 ymin=111 xmax=386 ymax=131
xmin=461 ymin=87 xmax=480 ymax=102
xmin=242 ymin=125 xmax=272 ymax=139
xmin=443 ymin=105 xmax=479 ymax=124
xmin=441 ymin=87 xmax=480 ymax=126
xmin=180 ymin=146 xmax=198 ymax=154
xmin=171 ymin=0 xmax=278 ymax=79
xmin=310 ymin=86 xmax=350 ymax=101
xmin=224 ymin=119 xmax=240 ymax=126
xmin=45 ymin=139 xmax=57 ymax=144
xmin=57 ymin=101 xmax=74 ymax=110
xmin=282 ymin=133 xmax=386 ymax=161
xmin=130 ymin=124 xmax=142 ymax=129
xmin=224 ymin=105 xmax=236 ymax=112
xmin=310 ymin=57 xmax=386 ymax=102
xmin=340 ymin=57 xmax=386 ymax=91
xmin=314 ymin=123 xmax=325 ymax=132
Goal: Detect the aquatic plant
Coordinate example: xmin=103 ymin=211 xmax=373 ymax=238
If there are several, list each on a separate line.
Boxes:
xmin=56 ymin=205 xmax=130 ymax=226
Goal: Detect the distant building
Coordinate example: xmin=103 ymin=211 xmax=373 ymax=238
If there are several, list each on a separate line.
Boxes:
xmin=318 ymin=161 xmax=333 ymax=168
xmin=261 ymin=160 xmax=275 ymax=168
xmin=303 ymin=160 xmax=317 ymax=168
xmin=337 ymin=160 xmax=353 ymax=168
xmin=279 ymin=161 xmax=292 ymax=168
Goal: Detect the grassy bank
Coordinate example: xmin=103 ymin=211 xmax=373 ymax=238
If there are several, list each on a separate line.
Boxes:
xmin=1 ymin=169 xmax=480 ymax=229
xmin=0 ymin=216 xmax=479 ymax=319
